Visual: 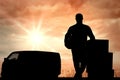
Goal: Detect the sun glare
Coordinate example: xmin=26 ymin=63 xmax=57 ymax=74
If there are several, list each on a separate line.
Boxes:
xmin=11 ymin=18 xmax=47 ymax=50
xmin=27 ymin=31 xmax=44 ymax=45
xmin=24 ymin=24 xmax=46 ymax=50
xmin=11 ymin=17 xmax=58 ymax=51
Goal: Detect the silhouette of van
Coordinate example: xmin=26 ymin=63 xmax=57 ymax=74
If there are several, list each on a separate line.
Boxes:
xmin=1 ymin=51 xmax=61 ymax=80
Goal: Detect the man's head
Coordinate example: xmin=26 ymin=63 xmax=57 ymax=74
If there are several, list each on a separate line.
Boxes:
xmin=75 ymin=13 xmax=83 ymax=23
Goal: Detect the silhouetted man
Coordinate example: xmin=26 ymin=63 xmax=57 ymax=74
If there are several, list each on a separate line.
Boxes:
xmin=64 ymin=13 xmax=95 ymax=79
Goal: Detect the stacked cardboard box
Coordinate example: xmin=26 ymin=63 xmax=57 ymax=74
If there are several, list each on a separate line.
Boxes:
xmin=87 ymin=39 xmax=114 ymax=79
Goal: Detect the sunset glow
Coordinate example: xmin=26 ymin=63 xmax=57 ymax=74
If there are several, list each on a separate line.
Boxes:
xmin=0 ymin=0 xmax=120 ymax=77
xmin=26 ymin=29 xmax=44 ymax=49
xmin=27 ymin=31 xmax=43 ymax=45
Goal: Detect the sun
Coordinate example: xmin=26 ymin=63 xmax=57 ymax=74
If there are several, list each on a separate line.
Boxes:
xmin=25 ymin=29 xmax=45 ymax=50
xmin=11 ymin=17 xmax=57 ymax=51
xmin=27 ymin=30 xmax=43 ymax=45
xmin=23 ymin=24 xmax=47 ymax=50
xmin=12 ymin=18 xmax=46 ymax=50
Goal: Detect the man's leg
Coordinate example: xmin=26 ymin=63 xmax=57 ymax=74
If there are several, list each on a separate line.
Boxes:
xmin=72 ymin=49 xmax=87 ymax=79
xmin=73 ymin=60 xmax=82 ymax=79
xmin=74 ymin=60 xmax=87 ymax=80
xmin=72 ymin=49 xmax=82 ymax=79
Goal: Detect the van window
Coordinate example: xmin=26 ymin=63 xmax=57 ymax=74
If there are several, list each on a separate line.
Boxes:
xmin=8 ymin=53 xmax=19 ymax=60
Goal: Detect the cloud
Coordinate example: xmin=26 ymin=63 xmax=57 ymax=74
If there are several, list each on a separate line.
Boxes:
xmin=86 ymin=17 xmax=120 ymax=51
xmin=88 ymin=0 xmax=120 ymax=8
xmin=0 ymin=0 xmax=119 ymax=48
xmin=0 ymin=0 xmax=119 ymax=19
xmin=0 ymin=0 xmax=28 ymax=18
xmin=0 ymin=0 xmax=87 ymax=19
xmin=84 ymin=0 xmax=120 ymax=19
xmin=0 ymin=0 xmax=119 ymax=54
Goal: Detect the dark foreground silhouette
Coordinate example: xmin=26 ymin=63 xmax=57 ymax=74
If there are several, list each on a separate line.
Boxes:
xmin=0 ymin=39 xmax=116 ymax=80
xmin=0 ymin=40 xmax=116 ymax=80
xmin=58 ymin=77 xmax=120 ymax=80
xmin=59 ymin=39 xmax=116 ymax=80
xmin=1 ymin=51 xmax=61 ymax=80
xmin=64 ymin=13 xmax=95 ymax=79
xmin=87 ymin=39 xmax=114 ymax=80
xmin=64 ymin=13 xmax=115 ymax=80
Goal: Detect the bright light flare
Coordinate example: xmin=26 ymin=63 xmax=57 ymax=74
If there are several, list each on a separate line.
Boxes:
xmin=10 ymin=17 xmax=57 ymax=51
xmin=27 ymin=31 xmax=44 ymax=45
xmin=10 ymin=18 xmax=47 ymax=50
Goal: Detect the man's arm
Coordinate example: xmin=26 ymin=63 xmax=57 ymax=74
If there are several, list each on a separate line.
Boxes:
xmin=64 ymin=27 xmax=72 ymax=49
xmin=65 ymin=27 xmax=72 ymax=37
xmin=88 ymin=27 xmax=95 ymax=40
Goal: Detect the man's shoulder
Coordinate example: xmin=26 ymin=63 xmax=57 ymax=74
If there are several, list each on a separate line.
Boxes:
xmin=83 ymin=24 xmax=91 ymax=29
xmin=83 ymin=24 xmax=90 ymax=27
xmin=70 ymin=24 xmax=76 ymax=27
xmin=68 ymin=24 xmax=76 ymax=29
xmin=69 ymin=24 xmax=90 ymax=29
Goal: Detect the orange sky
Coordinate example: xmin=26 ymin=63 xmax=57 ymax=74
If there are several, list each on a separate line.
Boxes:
xmin=0 ymin=0 xmax=120 ymax=77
